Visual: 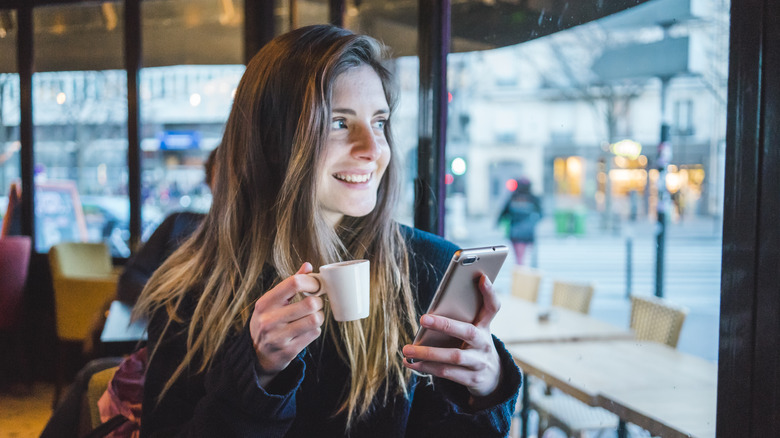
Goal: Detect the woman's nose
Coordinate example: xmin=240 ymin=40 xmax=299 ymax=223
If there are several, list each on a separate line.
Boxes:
xmin=350 ymin=124 xmax=382 ymax=161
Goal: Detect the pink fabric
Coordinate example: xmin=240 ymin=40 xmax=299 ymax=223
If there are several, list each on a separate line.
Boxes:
xmin=0 ymin=236 xmax=32 ymax=330
xmin=97 ymin=347 xmax=147 ymax=438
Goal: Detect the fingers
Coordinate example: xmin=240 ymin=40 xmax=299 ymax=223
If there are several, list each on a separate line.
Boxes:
xmin=402 ymin=344 xmax=485 ymax=370
xmin=474 ymin=275 xmax=501 ymax=329
xmin=259 ymin=305 xmax=324 ymax=355
xmin=402 ymin=322 xmax=503 ymax=397
xmin=402 ymin=356 xmax=489 ymax=390
xmin=416 ymin=314 xmax=482 ymax=346
xmin=259 ymin=263 xmax=321 ymax=307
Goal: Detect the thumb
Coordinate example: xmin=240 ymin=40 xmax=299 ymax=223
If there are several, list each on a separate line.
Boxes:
xmin=296 ymin=262 xmax=314 ymax=275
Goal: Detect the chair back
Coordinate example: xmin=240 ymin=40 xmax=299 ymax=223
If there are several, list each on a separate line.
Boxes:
xmin=49 ymin=242 xmax=113 ymax=278
xmin=630 ymin=295 xmax=688 ymax=348
xmin=551 ymin=280 xmax=594 ymax=314
xmin=0 ymin=236 xmax=32 ymax=330
xmin=49 ymin=242 xmax=116 ymax=341
xmin=511 ymin=267 xmax=542 ymax=302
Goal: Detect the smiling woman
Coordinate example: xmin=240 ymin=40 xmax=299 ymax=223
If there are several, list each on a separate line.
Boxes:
xmin=132 ymin=24 xmax=521 ymax=438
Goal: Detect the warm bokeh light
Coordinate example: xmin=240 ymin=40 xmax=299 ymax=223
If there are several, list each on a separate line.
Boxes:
xmin=506 ymin=178 xmax=518 ymax=191
xmin=610 ymin=139 xmax=642 ymax=159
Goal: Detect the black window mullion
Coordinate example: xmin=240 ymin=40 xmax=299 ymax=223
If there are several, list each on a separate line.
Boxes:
xmin=329 ymin=0 xmax=345 ymax=27
xmin=244 ymin=0 xmax=275 ymax=64
xmin=17 ymin=4 xmax=34 ymax=244
xmin=718 ymin=0 xmax=780 ymax=435
xmin=125 ymin=0 xmax=141 ymax=253
xmin=415 ymin=0 xmax=450 ymax=236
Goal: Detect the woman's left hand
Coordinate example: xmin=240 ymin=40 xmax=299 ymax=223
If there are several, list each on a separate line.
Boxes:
xmin=402 ymin=275 xmax=502 ymax=398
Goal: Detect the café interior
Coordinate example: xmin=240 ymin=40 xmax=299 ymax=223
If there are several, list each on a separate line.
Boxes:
xmin=0 ymin=0 xmax=777 ymax=437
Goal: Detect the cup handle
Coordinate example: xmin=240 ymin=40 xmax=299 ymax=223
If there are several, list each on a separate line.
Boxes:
xmin=303 ymin=272 xmax=326 ymax=297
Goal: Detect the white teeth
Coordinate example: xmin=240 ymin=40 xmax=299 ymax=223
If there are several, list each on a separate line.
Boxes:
xmin=335 ymin=173 xmax=371 ymax=183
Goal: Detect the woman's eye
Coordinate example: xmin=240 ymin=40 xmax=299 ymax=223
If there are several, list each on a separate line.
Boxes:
xmin=373 ymin=119 xmax=387 ymax=129
xmin=331 ymin=119 xmax=348 ymax=130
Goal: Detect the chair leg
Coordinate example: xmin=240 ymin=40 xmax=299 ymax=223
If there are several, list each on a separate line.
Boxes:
xmin=15 ymin=329 xmax=33 ymax=391
xmin=53 ymin=340 xmax=64 ymax=409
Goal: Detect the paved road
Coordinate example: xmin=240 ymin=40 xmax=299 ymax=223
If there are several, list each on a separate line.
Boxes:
xmin=449 ymin=214 xmax=723 ymax=363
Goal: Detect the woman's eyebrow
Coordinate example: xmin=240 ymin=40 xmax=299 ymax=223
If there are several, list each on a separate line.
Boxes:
xmin=332 ymin=108 xmax=390 ymax=116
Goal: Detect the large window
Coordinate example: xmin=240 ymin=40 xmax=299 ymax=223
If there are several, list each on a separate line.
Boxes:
xmin=438 ymin=2 xmax=727 ymax=435
xmin=137 ymin=0 xmax=245 ymax=241
xmin=441 ymin=0 xmax=728 ymax=365
xmin=32 ymin=3 xmax=130 ymax=255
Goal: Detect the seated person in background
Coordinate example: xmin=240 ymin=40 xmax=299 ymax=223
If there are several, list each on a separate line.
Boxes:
xmin=85 ymin=148 xmax=217 ymax=355
xmin=134 ymin=25 xmax=521 ymax=438
xmin=116 ymin=147 xmax=217 ymax=306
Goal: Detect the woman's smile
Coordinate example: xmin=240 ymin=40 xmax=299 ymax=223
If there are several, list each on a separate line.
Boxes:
xmin=333 ymin=171 xmax=374 ymax=185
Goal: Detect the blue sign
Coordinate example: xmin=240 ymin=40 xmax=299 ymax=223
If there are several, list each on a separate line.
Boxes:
xmin=158 ymin=130 xmax=201 ymax=150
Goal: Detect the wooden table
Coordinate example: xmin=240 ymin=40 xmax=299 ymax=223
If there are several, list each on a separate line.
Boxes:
xmin=509 ymin=340 xmax=718 ymax=438
xmin=491 ymin=296 xmax=634 ymax=344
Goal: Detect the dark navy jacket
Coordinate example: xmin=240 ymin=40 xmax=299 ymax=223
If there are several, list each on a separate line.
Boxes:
xmin=140 ymin=225 xmax=521 ymax=437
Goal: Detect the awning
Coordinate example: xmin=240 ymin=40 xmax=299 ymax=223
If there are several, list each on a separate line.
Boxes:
xmin=0 ymin=0 xmax=652 ymax=73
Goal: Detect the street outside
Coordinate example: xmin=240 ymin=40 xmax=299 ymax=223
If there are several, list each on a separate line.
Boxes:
xmin=450 ymin=213 xmax=723 ymax=363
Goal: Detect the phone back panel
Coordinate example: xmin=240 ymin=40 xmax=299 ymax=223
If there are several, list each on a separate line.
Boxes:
xmin=413 ymin=246 xmax=508 ymax=350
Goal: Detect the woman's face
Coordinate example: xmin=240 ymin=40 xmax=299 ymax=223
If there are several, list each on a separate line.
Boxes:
xmin=318 ymin=65 xmax=391 ymax=226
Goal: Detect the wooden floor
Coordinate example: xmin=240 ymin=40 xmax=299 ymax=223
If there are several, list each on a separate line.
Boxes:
xmin=0 ymin=383 xmax=54 ymax=438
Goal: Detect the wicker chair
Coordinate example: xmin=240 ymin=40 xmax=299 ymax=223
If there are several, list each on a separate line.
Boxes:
xmin=529 ymin=295 xmax=688 ymax=438
xmin=630 ymin=295 xmax=688 ymax=348
xmin=511 ymin=267 xmax=542 ymax=302
xmin=551 ymin=280 xmax=594 ymax=314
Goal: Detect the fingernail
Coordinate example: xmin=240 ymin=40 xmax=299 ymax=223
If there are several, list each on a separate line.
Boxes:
xmin=403 ymin=345 xmax=415 ymax=356
xmin=421 ymin=315 xmax=433 ymax=326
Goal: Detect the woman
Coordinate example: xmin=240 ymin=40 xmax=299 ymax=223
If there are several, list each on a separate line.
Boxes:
xmin=134 ymin=25 xmax=520 ymax=437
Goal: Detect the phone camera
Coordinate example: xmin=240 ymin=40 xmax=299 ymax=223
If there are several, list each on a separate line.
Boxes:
xmin=462 ymin=256 xmax=478 ymax=265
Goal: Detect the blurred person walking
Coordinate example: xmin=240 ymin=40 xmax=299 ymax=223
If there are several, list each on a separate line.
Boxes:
xmin=498 ymin=178 xmax=542 ymax=266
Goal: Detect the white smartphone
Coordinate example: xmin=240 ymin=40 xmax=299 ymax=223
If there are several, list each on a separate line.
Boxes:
xmin=410 ymin=245 xmax=508 ymax=357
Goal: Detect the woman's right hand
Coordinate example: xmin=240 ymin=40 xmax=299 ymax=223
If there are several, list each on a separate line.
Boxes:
xmin=249 ymin=262 xmax=324 ymax=387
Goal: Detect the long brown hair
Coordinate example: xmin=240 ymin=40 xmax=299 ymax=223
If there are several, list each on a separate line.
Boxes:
xmin=134 ymin=25 xmax=418 ymax=428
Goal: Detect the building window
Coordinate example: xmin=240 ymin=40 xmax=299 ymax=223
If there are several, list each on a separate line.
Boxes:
xmin=673 ymin=99 xmax=694 ymax=136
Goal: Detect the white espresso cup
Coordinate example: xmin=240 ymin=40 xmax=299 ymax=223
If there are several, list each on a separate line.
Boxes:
xmin=305 ymin=260 xmax=370 ymax=321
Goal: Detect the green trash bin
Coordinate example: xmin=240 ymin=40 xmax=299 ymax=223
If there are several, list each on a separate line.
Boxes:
xmin=554 ymin=209 xmax=572 ymax=235
xmin=572 ymin=210 xmax=586 ymax=236
xmin=554 ymin=209 xmax=586 ymax=235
